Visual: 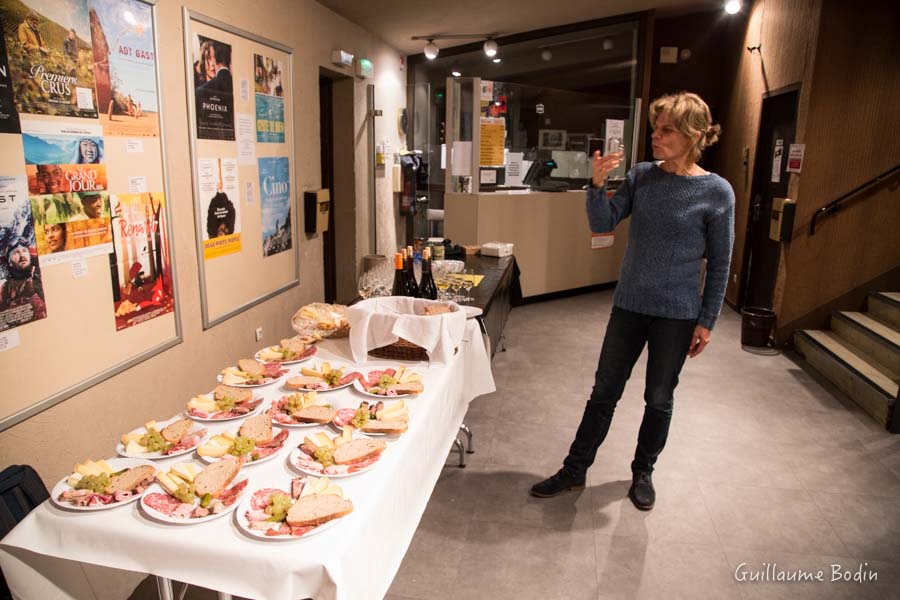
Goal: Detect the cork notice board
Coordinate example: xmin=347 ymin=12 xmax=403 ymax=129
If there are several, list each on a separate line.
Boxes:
xmin=183 ymin=10 xmax=297 ymax=329
xmin=0 ymin=0 xmax=180 ymax=431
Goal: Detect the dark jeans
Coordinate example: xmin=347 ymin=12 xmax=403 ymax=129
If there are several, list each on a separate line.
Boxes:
xmin=563 ymin=306 xmax=696 ymax=479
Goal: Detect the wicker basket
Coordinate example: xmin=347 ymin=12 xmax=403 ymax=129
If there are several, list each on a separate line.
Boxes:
xmin=368 ymin=338 xmax=429 ymax=362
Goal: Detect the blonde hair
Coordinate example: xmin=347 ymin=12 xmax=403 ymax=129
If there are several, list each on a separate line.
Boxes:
xmin=649 ymin=92 xmax=721 ymax=162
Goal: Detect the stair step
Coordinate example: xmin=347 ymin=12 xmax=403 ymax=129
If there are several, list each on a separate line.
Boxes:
xmin=795 ymin=330 xmax=897 ymax=429
xmin=832 ymin=311 xmax=900 ymax=379
xmin=869 ymin=292 xmax=900 ymax=330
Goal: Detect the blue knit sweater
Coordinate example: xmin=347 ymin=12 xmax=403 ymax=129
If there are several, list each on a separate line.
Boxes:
xmin=587 ymin=161 xmax=735 ymax=329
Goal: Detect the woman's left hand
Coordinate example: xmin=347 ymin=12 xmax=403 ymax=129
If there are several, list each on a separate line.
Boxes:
xmin=688 ymin=325 xmax=711 ymax=358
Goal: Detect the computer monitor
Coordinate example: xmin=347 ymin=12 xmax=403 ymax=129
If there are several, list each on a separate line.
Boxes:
xmin=522 ymin=159 xmax=557 ymax=187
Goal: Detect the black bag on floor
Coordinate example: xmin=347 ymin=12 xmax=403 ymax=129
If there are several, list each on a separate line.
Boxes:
xmin=0 ymin=465 xmax=49 ymax=600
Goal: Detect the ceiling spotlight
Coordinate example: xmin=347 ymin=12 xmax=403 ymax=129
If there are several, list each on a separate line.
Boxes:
xmin=602 ymin=38 xmax=614 ymax=51
xmin=541 ymin=49 xmax=552 ymax=61
xmin=492 ymin=57 xmax=501 ymax=63
xmin=424 ymin=40 xmax=439 ymax=60
xmin=724 ymin=0 xmax=741 ymax=14
xmin=451 ymin=70 xmax=461 ymax=77
xmin=483 ymin=39 xmax=498 ymax=58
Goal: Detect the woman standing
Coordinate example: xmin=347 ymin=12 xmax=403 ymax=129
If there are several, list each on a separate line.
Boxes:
xmin=531 ymin=92 xmax=735 ymax=510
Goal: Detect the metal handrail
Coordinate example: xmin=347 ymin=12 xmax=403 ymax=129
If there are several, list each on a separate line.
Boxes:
xmin=809 ymin=164 xmax=900 ymax=235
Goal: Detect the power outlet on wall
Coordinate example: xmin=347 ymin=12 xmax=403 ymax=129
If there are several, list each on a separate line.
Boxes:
xmin=255 ymin=326 xmax=263 ymax=342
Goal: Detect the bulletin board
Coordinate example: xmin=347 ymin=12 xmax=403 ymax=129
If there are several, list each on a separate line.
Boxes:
xmin=0 ymin=0 xmax=180 ymax=432
xmin=183 ymin=10 xmax=297 ymax=330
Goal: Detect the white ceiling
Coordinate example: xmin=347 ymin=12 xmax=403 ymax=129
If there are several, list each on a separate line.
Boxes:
xmin=316 ymin=0 xmax=723 ymax=55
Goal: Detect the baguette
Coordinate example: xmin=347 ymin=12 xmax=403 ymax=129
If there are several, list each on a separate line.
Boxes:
xmin=332 ymin=439 xmax=386 ymax=465
xmin=387 ymin=381 xmax=424 ymax=395
xmin=239 ymin=411 xmax=273 ymax=443
xmin=161 ymin=418 xmax=193 ymax=443
xmin=292 ymin=405 xmax=335 ymax=424
xmin=193 ymin=457 xmax=240 ymax=497
xmin=213 ymin=384 xmax=252 ymax=404
xmin=285 ymin=494 xmax=353 ymax=527
xmin=361 ymin=419 xmax=408 ymax=435
xmin=104 ymin=465 xmax=155 ymax=494
xmin=237 ymin=358 xmax=265 ymax=377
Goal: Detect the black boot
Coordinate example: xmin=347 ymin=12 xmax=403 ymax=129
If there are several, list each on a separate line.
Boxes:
xmin=530 ymin=469 xmax=585 ymax=498
xmin=628 ymin=471 xmax=655 ymax=510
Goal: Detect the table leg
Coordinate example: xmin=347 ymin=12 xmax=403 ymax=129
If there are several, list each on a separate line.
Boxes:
xmin=155 ymin=576 xmax=174 ymax=600
xmin=459 ymin=423 xmax=474 ymax=453
xmin=454 ymin=436 xmax=466 ymax=468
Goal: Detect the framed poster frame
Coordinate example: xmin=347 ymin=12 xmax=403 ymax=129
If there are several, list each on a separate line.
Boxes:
xmin=0 ymin=0 xmax=182 ymax=432
xmin=182 ymin=9 xmax=298 ymax=330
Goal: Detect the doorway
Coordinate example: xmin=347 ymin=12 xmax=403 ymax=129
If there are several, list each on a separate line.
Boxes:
xmin=739 ymin=87 xmax=799 ymax=309
xmin=319 ymin=70 xmax=355 ymax=303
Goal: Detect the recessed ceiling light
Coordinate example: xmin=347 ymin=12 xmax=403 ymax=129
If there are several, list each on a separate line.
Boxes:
xmin=541 ymin=49 xmax=552 ymax=61
xmin=724 ymin=0 xmax=741 ymax=14
xmin=451 ymin=70 xmax=461 ymax=77
xmin=492 ymin=58 xmax=501 ymax=63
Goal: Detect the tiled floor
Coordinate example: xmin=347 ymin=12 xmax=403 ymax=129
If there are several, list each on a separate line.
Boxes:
xmin=130 ymin=291 xmax=900 ymax=599
xmin=386 ymin=291 xmax=900 ymax=600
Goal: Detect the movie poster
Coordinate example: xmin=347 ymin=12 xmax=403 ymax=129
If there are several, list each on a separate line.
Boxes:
xmin=198 ymin=156 xmax=239 ymax=259
xmin=0 ymin=0 xmax=98 ymax=118
xmin=0 ymin=174 xmax=46 ymax=330
xmin=258 ymin=156 xmax=290 ymax=257
xmin=88 ymin=0 xmax=158 ymax=137
xmin=253 ymin=53 xmax=283 ymax=143
xmin=192 ymin=33 xmax=234 ymax=140
xmin=23 ymin=119 xmax=112 ymax=264
xmin=0 ymin=35 xmax=21 ymax=133
xmin=109 ymin=192 xmax=173 ymax=330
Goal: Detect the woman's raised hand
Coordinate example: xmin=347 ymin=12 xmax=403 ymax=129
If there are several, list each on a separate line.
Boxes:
xmin=592 ymin=148 xmax=625 ymax=187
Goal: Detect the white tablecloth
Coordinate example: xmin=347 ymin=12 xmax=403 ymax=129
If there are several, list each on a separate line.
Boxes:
xmin=0 ymin=319 xmax=494 ymax=600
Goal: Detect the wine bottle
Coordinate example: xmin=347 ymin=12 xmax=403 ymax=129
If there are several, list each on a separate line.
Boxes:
xmin=403 ymin=247 xmax=420 ymax=297
xmin=391 ymin=252 xmax=405 ymax=296
xmin=419 ymin=247 xmax=438 ymax=300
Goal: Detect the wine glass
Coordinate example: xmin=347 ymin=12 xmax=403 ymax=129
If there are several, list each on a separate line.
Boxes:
xmin=460 ymin=269 xmax=475 ymax=303
xmin=357 ymin=271 xmax=374 ymax=300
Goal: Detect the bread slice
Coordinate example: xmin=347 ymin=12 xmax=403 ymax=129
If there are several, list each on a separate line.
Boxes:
xmin=285 ymin=494 xmax=353 ymax=527
xmin=285 ymin=375 xmax=324 ymax=390
xmin=239 ymin=411 xmax=273 ymax=443
xmin=194 ymin=457 xmax=241 ymax=497
xmin=238 ymin=358 xmax=265 ymax=377
xmin=387 ymin=381 xmax=424 ymax=395
xmin=161 ymin=418 xmax=193 ymax=443
xmin=213 ymin=384 xmax=252 ymax=404
xmin=292 ymin=405 xmax=335 ymax=424
xmin=104 ymin=465 xmax=155 ymax=494
xmin=362 ymin=419 xmax=408 ymax=435
xmin=333 ymin=438 xmax=386 ymax=465
xmin=280 ymin=337 xmax=308 ymax=354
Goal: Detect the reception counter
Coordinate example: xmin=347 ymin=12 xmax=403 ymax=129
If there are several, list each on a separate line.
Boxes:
xmin=445 ymin=189 xmax=629 ymax=298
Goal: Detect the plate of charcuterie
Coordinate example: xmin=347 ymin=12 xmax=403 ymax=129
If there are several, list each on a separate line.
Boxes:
xmin=270 ymin=392 xmax=336 ymax=428
xmin=140 ymin=459 xmax=247 ymax=525
xmin=289 ymin=427 xmax=385 ymax=478
xmin=283 ymin=361 xmax=363 ymax=393
xmin=236 ymin=476 xmax=352 ymax=540
xmin=50 ymin=458 xmax=156 ymax=511
xmin=331 ymin=400 xmax=409 ymax=436
xmin=197 ymin=410 xmax=288 ymax=465
xmin=186 ymin=385 xmax=264 ymax=422
xmin=117 ymin=417 xmax=208 ymax=459
xmin=254 ymin=338 xmax=318 ymax=365
xmin=352 ymin=366 xmax=424 ymax=398
xmin=218 ymin=359 xmax=287 ymax=388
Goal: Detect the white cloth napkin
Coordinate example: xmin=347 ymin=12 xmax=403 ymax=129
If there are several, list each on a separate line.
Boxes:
xmin=345 ymin=297 xmax=467 ymax=364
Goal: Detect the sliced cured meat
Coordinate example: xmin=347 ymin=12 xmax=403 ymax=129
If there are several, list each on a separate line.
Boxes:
xmin=219 ymin=479 xmax=248 ymax=506
xmin=250 ymin=487 xmax=284 ymax=510
xmin=163 ymin=428 xmax=207 ymax=455
xmin=262 ymin=363 xmax=288 ymax=378
xmin=188 ymin=409 xmax=212 ymax=419
xmin=347 ymin=455 xmax=380 ymax=472
xmin=365 ymin=370 xmax=384 ymax=387
xmin=250 ymin=445 xmax=281 ymax=461
xmin=233 ymin=399 xmax=263 ymax=414
xmin=266 ymin=522 xmax=292 ymax=536
xmin=113 ymin=490 xmax=133 ymax=503
xmin=333 ymin=408 xmax=356 ymax=428
xmin=291 ymin=478 xmax=305 ymax=499
xmin=272 ymin=412 xmax=295 ymax=425
xmin=144 ymin=493 xmax=183 ymax=516
xmin=295 ymin=457 xmax=324 ymax=473
xmin=171 ymin=503 xmax=195 ymax=519
xmin=291 ymin=525 xmax=314 ymax=536
xmin=339 ymin=372 xmax=364 ymax=386
xmin=256 ymin=429 xmax=288 ymax=449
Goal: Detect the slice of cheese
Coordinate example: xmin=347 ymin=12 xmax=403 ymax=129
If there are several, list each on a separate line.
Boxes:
xmin=144 ymin=420 xmax=158 ymax=432
xmin=400 ymin=372 xmax=421 ymax=383
xmin=221 ymin=373 xmax=246 ymax=386
xmin=322 ymin=362 xmax=331 ymax=374
xmin=304 ymin=432 xmax=334 ymax=451
xmin=125 ymin=440 xmax=149 ymax=455
xmin=197 ymin=439 xmax=231 ymax=458
xmin=187 ymin=395 xmax=216 ymax=412
xmin=66 ymin=472 xmax=84 ymax=487
xmin=257 ymin=347 xmax=281 ymax=361
xmin=342 ymin=426 xmax=352 ymax=443
xmin=156 ymin=472 xmax=180 ymax=495
xmin=171 ymin=463 xmax=201 ymax=483
xmin=322 ymin=485 xmax=343 ymax=497
xmin=394 ymin=366 xmax=405 ymax=381
xmin=300 ymin=367 xmax=323 ymax=378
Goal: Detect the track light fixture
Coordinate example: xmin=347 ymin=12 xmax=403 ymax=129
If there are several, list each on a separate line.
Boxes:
xmin=483 ymin=38 xmax=498 ymax=58
xmin=424 ymin=40 xmax=439 ymax=60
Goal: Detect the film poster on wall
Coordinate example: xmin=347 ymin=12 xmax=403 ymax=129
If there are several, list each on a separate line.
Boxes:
xmin=253 ymin=53 xmax=284 ymax=143
xmin=0 ymin=174 xmax=46 ymax=331
xmin=109 ymin=191 xmax=173 ymax=330
xmin=88 ymin=0 xmax=159 ymax=137
xmin=199 ymin=156 xmax=240 ymax=259
xmin=21 ymin=118 xmax=112 ymax=265
xmin=0 ymin=0 xmax=98 ymax=119
xmin=0 ymin=35 xmax=22 ymax=133
xmin=258 ymin=156 xmax=290 ymax=257
xmin=192 ymin=33 xmax=235 ymax=140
